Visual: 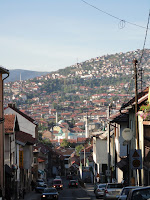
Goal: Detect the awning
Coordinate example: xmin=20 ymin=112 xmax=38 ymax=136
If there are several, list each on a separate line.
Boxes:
xmin=116 ymin=157 xmax=128 ymax=172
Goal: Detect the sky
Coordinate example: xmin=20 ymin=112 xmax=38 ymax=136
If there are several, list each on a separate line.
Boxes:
xmin=0 ymin=0 xmax=150 ymax=72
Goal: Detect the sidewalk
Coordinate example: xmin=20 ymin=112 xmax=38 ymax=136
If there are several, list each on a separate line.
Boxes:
xmin=20 ymin=190 xmax=39 ymax=200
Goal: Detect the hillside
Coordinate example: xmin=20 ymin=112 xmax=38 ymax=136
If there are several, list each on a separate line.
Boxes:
xmin=6 ymin=69 xmax=49 ymax=82
xmin=4 ymin=49 xmax=150 ymax=114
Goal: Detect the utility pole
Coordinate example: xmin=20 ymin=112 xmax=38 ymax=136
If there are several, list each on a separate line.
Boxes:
xmin=133 ymin=59 xmax=139 ymax=149
xmin=84 ymin=148 xmax=86 ymax=167
xmin=133 ymin=59 xmax=140 ymax=186
xmin=107 ymin=105 xmax=111 ymax=183
xmin=139 ymin=68 xmax=143 ymax=92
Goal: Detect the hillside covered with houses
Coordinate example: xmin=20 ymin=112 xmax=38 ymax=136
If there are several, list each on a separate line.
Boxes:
xmin=1 ymin=49 xmax=150 ymax=198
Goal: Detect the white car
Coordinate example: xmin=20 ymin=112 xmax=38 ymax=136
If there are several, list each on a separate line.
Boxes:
xmin=104 ymin=183 xmax=123 ymax=200
xmin=95 ymin=183 xmax=106 ymax=199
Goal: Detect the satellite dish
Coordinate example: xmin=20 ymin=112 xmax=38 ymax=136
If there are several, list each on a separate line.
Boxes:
xmin=122 ymin=128 xmax=133 ymax=141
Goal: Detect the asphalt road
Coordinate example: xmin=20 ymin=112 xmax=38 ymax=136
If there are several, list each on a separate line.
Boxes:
xmin=23 ymin=177 xmax=99 ymax=200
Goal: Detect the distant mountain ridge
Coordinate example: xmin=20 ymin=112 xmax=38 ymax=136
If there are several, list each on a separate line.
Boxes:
xmin=6 ymin=69 xmax=50 ymax=82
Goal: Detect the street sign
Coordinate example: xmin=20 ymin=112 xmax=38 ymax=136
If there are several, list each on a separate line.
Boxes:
xmin=130 ymin=149 xmax=142 ymax=169
xmin=105 ymin=170 xmax=111 ymax=177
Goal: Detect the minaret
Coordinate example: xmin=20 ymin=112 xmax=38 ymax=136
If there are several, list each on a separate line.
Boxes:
xmin=56 ymin=111 xmax=58 ymax=124
xmin=20 ymin=73 xmax=21 ymax=82
xmin=85 ymin=113 xmax=89 ymax=138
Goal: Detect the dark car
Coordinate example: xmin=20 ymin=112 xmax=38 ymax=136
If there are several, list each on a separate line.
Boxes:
xmin=67 ymin=174 xmax=73 ymax=180
xmin=35 ymin=181 xmax=47 ymax=193
xmin=118 ymin=186 xmax=143 ymax=200
xmin=52 ymin=179 xmax=63 ymax=190
xmin=68 ymin=180 xmax=78 ymax=188
xmin=41 ymin=188 xmax=59 ymax=200
xmin=126 ymin=186 xmax=150 ymax=200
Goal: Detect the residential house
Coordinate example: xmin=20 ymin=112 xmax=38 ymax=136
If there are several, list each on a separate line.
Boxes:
xmin=4 ymin=104 xmax=39 ymax=189
xmin=93 ymin=134 xmax=108 ymax=183
xmin=15 ymin=131 xmax=36 ymax=193
xmin=4 ymin=114 xmax=17 ymax=199
xmin=0 ymin=66 xmax=9 ymax=198
xmin=4 ymin=114 xmax=36 ymax=199
xmin=55 ymin=148 xmax=75 ymax=176
xmin=110 ymin=86 xmax=150 ymax=186
xmin=4 ymin=103 xmax=38 ymax=139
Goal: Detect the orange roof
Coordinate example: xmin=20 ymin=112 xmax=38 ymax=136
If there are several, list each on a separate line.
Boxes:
xmin=4 ymin=114 xmax=16 ymax=134
xmin=38 ymin=158 xmax=45 ymax=163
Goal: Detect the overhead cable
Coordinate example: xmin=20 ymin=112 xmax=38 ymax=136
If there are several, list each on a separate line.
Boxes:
xmin=139 ymin=10 xmax=150 ymax=66
xmin=138 ymin=10 xmax=150 ymax=91
xmin=81 ymin=0 xmax=150 ymax=30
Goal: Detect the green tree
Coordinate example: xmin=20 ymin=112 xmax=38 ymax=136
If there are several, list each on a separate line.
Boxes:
xmin=60 ymin=139 xmax=70 ymax=148
xmin=75 ymin=144 xmax=84 ymax=156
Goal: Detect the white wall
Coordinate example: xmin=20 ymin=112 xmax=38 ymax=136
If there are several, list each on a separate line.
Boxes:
xmin=24 ymin=145 xmax=32 ymax=169
xmin=93 ymin=137 xmax=107 ymax=164
xmin=5 ymin=135 xmax=10 ymax=166
xmin=5 ymin=107 xmax=36 ymax=138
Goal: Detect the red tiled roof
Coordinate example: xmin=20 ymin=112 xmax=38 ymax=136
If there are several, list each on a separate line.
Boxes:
xmin=68 ymin=139 xmax=77 ymax=143
xmin=4 ymin=114 xmax=16 ymax=134
xmin=77 ymin=137 xmax=86 ymax=142
xmin=71 ymin=127 xmax=84 ymax=133
xmin=15 ymin=131 xmax=36 ymax=145
xmin=81 ymin=145 xmax=93 ymax=152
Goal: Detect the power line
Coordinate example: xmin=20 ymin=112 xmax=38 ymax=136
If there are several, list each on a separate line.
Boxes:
xmin=138 ymin=10 xmax=150 ymax=91
xmin=139 ymin=10 xmax=150 ymax=65
xmin=81 ymin=0 xmax=150 ymax=30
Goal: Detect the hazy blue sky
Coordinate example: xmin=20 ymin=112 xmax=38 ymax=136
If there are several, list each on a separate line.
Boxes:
xmin=0 ymin=0 xmax=150 ymax=72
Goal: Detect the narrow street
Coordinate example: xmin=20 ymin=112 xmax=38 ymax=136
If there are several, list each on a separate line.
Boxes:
xmin=23 ymin=177 xmax=98 ymax=200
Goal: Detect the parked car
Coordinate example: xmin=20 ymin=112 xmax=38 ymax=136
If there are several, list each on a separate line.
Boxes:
xmin=41 ymin=188 xmax=59 ymax=200
xmin=95 ymin=183 xmax=107 ymax=199
xmin=68 ymin=180 xmax=78 ymax=188
xmin=35 ymin=181 xmax=47 ymax=193
xmin=55 ymin=176 xmax=61 ymax=179
xmin=126 ymin=186 xmax=150 ymax=200
xmin=52 ymin=178 xmax=63 ymax=190
xmin=118 ymin=186 xmax=143 ymax=200
xmin=103 ymin=183 xmax=124 ymax=200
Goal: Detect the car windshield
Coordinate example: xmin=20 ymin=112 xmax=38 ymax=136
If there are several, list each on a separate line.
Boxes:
xmin=38 ymin=182 xmax=45 ymax=186
xmin=132 ymin=188 xmax=150 ymax=200
xmin=44 ymin=188 xmax=57 ymax=193
xmin=53 ymin=180 xmax=61 ymax=184
xmin=107 ymin=184 xmax=123 ymax=189
xmin=121 ymin=188 xmax=131 ymax=195
xmin=98 ymin=184 xmax=106 ymax=188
